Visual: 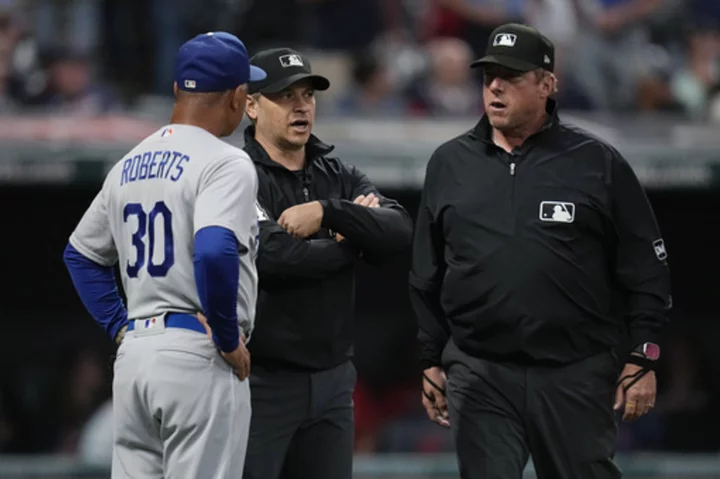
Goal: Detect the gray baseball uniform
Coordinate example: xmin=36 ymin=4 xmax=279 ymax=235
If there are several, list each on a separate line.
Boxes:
xmin=69 ymin=123 xmax=259 ymax=479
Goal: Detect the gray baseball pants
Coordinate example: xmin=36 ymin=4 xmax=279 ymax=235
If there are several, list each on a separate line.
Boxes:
xmin=111 ymin=320 xmax=250 ymax=479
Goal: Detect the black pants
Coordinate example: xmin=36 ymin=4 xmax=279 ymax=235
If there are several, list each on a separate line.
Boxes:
xmin=242 ymin=360 xmax=356 ymax=479
xmin=442 ymin=339 xmax=622 ymax=479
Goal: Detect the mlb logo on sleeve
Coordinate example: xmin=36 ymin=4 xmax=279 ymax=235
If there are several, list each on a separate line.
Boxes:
xmin=539 ymin=201 xmax=575 ymax=223
xmin=255 ymin=200 xmax=270 ymax=221
xmin=652 ymin=239 xmax=667 ymax=261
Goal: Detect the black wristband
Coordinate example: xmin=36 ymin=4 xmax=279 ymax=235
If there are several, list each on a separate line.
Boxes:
xmin=627 ymin=354 xmax=656 ymax=371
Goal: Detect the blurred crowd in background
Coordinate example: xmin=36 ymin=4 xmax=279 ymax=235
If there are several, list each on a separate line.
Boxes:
xmin=0 ymin=0 xmax=718 ymax=469
xmin=0 ymin=0 xmax=715 ymax=119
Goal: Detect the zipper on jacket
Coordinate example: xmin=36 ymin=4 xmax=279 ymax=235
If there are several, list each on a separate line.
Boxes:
xmin=509 ymin=159 xmax=517 ymax=217
xmin=302 ymin=186 xmax=310 ymax=201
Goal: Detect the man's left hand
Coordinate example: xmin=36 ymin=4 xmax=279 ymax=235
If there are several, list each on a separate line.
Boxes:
xmin=278 ymin=201 xmax=324 ymax=238
xmin=335 ymin=193 xmax=381 ymax=242
xmin=614 ymin=363 xmax=656 ymax=422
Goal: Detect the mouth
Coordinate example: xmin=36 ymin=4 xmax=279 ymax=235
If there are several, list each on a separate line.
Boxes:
xmin=488 ymin=101 xmax=506 ymax=111
xmin=289 ymin=119 xmax=310 ymax=132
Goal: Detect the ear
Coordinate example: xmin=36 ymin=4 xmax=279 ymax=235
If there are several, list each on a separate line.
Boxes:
xmin=231 ymin=84 xmax=248 ymax=112
xmin=539 ymin=73 xmax=554 ymax=98
xmin=245 ymin=93 xmax=259 ymax=123
xmin=173 ymin=82 xmax=178 ymax=97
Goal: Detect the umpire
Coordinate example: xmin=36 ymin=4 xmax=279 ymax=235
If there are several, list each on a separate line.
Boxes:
xmin=241 ymin=47 xmax=413 ymax=479
xmin=409 ymin=23 xmax=671 ymax=479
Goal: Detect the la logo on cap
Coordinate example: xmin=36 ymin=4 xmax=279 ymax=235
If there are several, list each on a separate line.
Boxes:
xmin=493 ymin=33 xmax=517 ymax=47
xmin=279 ymin=54 xmax=303 ymax=68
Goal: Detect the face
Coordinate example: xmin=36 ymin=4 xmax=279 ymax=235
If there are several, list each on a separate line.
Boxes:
xmin=52 ymin=59 xmax=90 ymax=97
xmin=482 ymin=65 xmax=551 ymax=133
xmin=221 ymin=84 xmax=249 ymax=137
xmin=246 ymin=80 xmax=316 ymax=150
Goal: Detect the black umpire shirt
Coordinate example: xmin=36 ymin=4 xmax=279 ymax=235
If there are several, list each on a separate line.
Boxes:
xmin=244 ymin=126 xmax=413 ymax=371
xmin=409 ymin=99 xmax=672 ymax=369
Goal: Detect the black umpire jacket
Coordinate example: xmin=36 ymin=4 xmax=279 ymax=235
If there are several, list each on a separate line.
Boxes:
xmin=243 ymin=126 xmax=413 ymax=371
xmin=409 ymin=100 xmax=672 ymax=369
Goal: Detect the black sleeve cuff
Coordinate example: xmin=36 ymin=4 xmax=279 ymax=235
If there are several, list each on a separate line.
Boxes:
xmin=629 ymin=327 xmax=660 ymax=349
xmin=319 ymin=199 xmax=338 ymax=229
xmin=419 ymin=338 xmax=443 ymax=370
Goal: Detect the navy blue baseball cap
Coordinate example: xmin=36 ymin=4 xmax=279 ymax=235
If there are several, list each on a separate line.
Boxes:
xmin=175 ymin=32 xmax=267 ymax=92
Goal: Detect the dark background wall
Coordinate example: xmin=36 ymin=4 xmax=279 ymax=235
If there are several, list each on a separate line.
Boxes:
xmin=0 ymin=185 xmax=718 ymax=453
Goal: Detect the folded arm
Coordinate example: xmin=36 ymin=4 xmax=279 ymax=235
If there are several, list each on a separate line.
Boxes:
xmin=257 ymin=201 xmax=358 ymax=283
xmin=319 ymin=164 xmax=412 ymax=254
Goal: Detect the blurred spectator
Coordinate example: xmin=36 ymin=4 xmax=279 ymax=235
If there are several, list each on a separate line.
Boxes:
xmin=708 ymin=84 xmax=720 ymax=123
xmin=0 ymin=1 xmax=47 ymax=108
xmin=671 ymin=27 xmax=720 ymax=119
xmin=305 ymin=0 xmax=402 ymax=52
xmin=525 ymin=0 xmax=579 ymax=76
xmin=150 ymin=0 xmax=237 ymax=94
xmin=568 ymin=0 xmax=672 ymax=111
xmin=42 ymin=48 xmax=121 ymax=116
xmin=53 ymin=349 xmax=109 ymax=454
xmin=77 ymin=398 xmax=113 ymax=467
xmin=334 ymin=49 xmax=406 ymax=116
xmin=405 ymin=37 xmax=483 ymax=116
xmin=420 ymin=0 xmax=526 ymax=59
xmin=31 ymin=0 xmax=100 ymax=56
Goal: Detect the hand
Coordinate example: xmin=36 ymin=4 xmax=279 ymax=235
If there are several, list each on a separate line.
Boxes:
xmin=335 ymin=194 xmax=380 ymax=242
xmin=422 ymin=367 xmax=450 ymax=428
xmin=196 ymin=313 xmax=251 ymax=380
xmin=354 ymin=193 xmax=381 ymax=208
xmin=278 ymin=201 xmax=323 ymax=238
xmin=614 ymin=363 xmax=657 ymax=422
xmin=114 ymin=324 xmax=128 ymax=345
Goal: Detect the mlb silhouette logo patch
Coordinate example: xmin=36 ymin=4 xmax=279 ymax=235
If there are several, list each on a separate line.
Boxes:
xmin=184 ymin=79 xmax=196 ymax=89
xmin=539 ymin=201 xmax=575 ymax=223
xmin=279 ymin=54 xmax=303 ymax=68
xmin=493 ymin=33 xmax=517 ymax=47
xmin=652 ymin=239 xmax=667 ymax=260
xmin=255 ymin=200 xmax=269 ymax=221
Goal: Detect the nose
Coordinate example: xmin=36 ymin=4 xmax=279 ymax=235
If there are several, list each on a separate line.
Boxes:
xmin=487 ymin=76 xmax=505 ymax=93
xmin=293 ymin=96 xmax=311 ymax=113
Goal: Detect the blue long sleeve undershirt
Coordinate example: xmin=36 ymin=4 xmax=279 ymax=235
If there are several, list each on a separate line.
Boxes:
xmin=63 ymin=225 xmax=241 ymax=352
xmin=63 ymin=244 xmax=128 ymax=342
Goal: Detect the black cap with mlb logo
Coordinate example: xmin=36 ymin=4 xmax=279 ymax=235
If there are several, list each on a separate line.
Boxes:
xmin=248 ymin=47 xmax=331 ymax=94
xmin=471 ymin=23 xmax=554 ymax=73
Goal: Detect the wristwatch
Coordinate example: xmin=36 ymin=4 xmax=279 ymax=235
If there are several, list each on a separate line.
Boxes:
xmin=629 ymin=342 xmax=660 ymax=369
xmin=635 ymin=342 xmax=660 ymax=360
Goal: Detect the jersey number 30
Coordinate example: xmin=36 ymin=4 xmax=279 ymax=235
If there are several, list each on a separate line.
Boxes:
xmin=123 ymin=201 xmax=174 ymax=278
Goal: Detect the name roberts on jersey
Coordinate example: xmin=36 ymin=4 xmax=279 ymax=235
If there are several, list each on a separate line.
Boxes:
xmin=120 ymin=150 xmax=190 ymax=185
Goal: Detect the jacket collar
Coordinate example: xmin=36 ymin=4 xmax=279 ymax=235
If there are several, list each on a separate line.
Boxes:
xmin=471 ymin=98 xmax=560 ymax=144
xmin=243 ymin=125 xmax=335 ymax=169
